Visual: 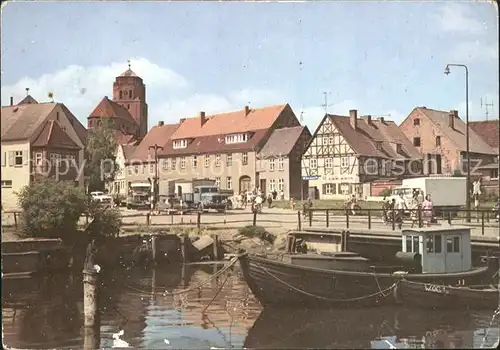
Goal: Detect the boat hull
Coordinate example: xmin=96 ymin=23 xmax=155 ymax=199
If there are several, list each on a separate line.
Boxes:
xmin=395 ymin=279 xmax=499 ymax=310
xmin=238 ymin=253 xmax=496 ymax=308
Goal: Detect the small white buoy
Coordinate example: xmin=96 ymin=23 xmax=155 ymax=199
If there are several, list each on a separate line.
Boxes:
xmin=164 ymin=339 xmax=170 ymax=345
xmin=94 ymin=264 xmax=101 ymax=273
xmin=112 ymin=329 xmax=129 ymax=348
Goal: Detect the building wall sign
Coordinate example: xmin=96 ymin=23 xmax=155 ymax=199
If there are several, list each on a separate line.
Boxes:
xmin=323 ymin=175 xmax=357 ymax=181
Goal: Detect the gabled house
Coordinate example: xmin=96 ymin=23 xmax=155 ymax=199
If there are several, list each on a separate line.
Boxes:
xmin=109 ymin=144 xmax=138 ymax=196
xmin=1 ymin=96 xmax=87 ymax=209
xmin=256 ymin=126 xmax=311 ymax=199
xmin=302 ymin=110 xmax=422 ymax=199
xmin=469 ymin=120 xmax=499 ymax=180
xmin=157 ymin=104 xmax=303 ymax=195
xmin=399 ymin=107 xmax=498 ymax=178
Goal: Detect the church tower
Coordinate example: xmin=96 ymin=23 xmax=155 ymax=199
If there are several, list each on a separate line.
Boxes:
xmin=112 ymin=61 xmax=148 ymax=138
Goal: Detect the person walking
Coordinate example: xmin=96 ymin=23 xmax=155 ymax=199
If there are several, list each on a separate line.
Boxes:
xmin=395 ymin=193 xmax=407 ymax=229
xmin=267 ymin=193 xmax=273 ymax=208
xmin=422 ymin=195 xmax=434 ymax=227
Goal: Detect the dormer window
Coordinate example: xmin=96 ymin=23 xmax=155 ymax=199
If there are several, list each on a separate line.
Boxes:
xmin=225 ymin=133 xmax=249 ymax=144
xmin=396 ymin=144 xmax=402 ymax=153
xmin=173 ymin=139 xmax=188 ymax=149
xmin=376 ymin=142 xmax=382 ymax=151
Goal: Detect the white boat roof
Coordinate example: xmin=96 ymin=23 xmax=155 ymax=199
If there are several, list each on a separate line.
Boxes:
xmin=402 ymin=225 xmax=471 ymax=235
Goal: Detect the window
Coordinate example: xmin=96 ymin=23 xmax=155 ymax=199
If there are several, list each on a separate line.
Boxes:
xmin=1 ymin=152 xmax=5 ymax=167
xmin=324 ymin=183 xmax=336 ymax=195
xmin=226 ymin=176 xmax=232 ymax=190
xmin=325 ymin=158 xmax=333 ymax=168
xmin=227 ymin=154 xmax=232 ymax=166
xmin=119 ymin=91 xmax=123 ymax=99
xmin=56 ymin=112 xmax=60 ymax=121
xmin=396 ymin=144 xmax=402 ymax=153
xmin=34 ymin=152 xmax=43 ymax=166
xmin=50 ymin=153 xmax=61 ymax=166
xmin=128 ymin=167 xmax=132 ymax=175
xmin=149 ymin=163 xmax=154 ymax=173
xmin=341 ymin=157 xmax=349 ymax=169
xmin=328 ymin=136 xmax=334 ymax=145
xmin=172 ymin=158 xmax=177 ymax=169
xmin=180 ymin=157 xmax=186 ymax=169
xmin=225 ymin=133 xmax=248 ymax=144
xmin=205 ymin=155 xmax=210 ymax=167
xmin=269 ymin=179 xmax=276 ymax=192
xmin=129 ymin=90 xmax=133 ymax=99
xmin=310 ymin=158 xmax=317 ymax=169
xmin=406 ymin=235 xmax=420 ymax=253
xmin=242 ymin=152 xmax=248 ymax=165
xmin=192 ymin=156 xmax=198 ymax=168
xmin=1 ymin=180 xmax=12 ymax=188
xmin=134 ymin=165 xmax=139 ymax=174
xmin=215 ymin=177 xmax=221 ymax=188
xmin=15 ymin=151 xmax=23 ymax=166
xmin=215 ymin=154 xmax=221 ymax=167
xmin=413 ymin=137 xmax=421 ymax=147
xmin=426 ymin=235 xmax=434 ymax=253
xmin=269 ymin=158 xmax=275 ymax=171
xmin=173 ymin=139 xmax=188 ymax=149
xmin=435 ymin=234 xmax=442 ymax=253
xmin=414 ymin=118 xmax=420 ymax=126
xmin=278 ymin=178 xmax=284 ymax=192
xmin=435 ymin=136 xmax=441 ymax=147
xmin=446 ymin=236 xmax=460 ymax=253
xmin=376 ymin=142 xmax=382 ymax=151
xmin=278 ymin=157 xmax=284 ymax=171
xmin=162 ymin=159 xmax=168 ymax=170
xmin=322 ymin=136 xmax=328 ymax=145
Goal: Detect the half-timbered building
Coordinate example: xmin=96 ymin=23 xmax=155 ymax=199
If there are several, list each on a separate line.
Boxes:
xmin=302 ymin=109 xmax=422 ymax=199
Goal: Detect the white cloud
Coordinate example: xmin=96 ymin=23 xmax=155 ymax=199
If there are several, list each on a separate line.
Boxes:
xmin=432 ymin=3 xmax=487 ymax=34
xmin=448 ymin=40 xmax=497 ymax=63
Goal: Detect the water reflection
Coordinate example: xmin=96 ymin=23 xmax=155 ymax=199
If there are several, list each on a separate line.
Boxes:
xmin=244 ymin=307 xmax=499 ymax=349
xmin=2 ymin=263 xmax=499 ymax=349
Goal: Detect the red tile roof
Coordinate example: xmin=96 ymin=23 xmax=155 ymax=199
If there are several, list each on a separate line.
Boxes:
xmin=17 ymin=95 xmax=39 ymax=105
xmin=1 ymin=103 xmax=58 ymax=141
xmin=128 ymin=123 xmax=180 ymax=162
xmin=32 ymin=120 xmax=80 ymax=149
xmin=330 ymin=115 xmax=421 ymax=159
xmin=120 ymin=69 xmax=139 ymax=77
xmin=258 ymin=126 xmax=309 ymax=157
xmin=59 ymin=103 xmax=88 ymax=145
xmin=414 ymin=107 xmax=496 ymax=155
xmin=469 ymin=120 xmax=499 ymax=153
xmin=170 ymin=104 xmax=288 ymax=140
xmin=114 ymin=130 xmax=138 ymax=146
xmin=88 ymin=96 xmax=138 ymax=126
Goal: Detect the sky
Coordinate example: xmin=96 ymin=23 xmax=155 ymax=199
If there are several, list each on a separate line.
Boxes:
xmin=1 ymin=1 xmax=498 ymax=133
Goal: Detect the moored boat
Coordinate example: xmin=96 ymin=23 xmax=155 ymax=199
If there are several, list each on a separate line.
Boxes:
xmin=394 ymin=279 xmax=499 ymax=310
xmin=238 ymin=226 xmax=498 ymax=308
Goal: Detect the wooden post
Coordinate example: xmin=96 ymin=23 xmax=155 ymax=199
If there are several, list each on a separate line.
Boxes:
xmin=86 ymin=212 xmax=89 ymax=225
xmin=151 ymin=235 xmax=157 ymax=264
xmin=83 ymin=269 xmax=99 ymax=328
xmin=392 ymin=210 xmax=396 ymax=231
xmin=340 ymin=231 xmax=345 ymax=252
xmin=211 ymin=234 xmax=219 ymax=261
xmin=181 ymin=235 xmax=189 ymax=264
xmin=297 ymin=211 xmax=302 ymax=231
xmin=368 ymin=209 xmax=371 ymax=230
xmin=253 ymin=211 xmax=257 ymax=226
xmin=326 ymin=209 xmax=329 ymax=228
xmin=170 ymin=212 xmax=174 ymax=225
xmin=197 ymin=212 xmax=201 ymax=229
xmin=344 ymin=230 xmax=350 ymax=251
xmin=83 ymin=327 xmax=100 ymax=350
xmin=481 ymin=211 xmax=485 ymax=236
xmin=309 ymin=210 xmax=312 ymax=227
xmin=418 ymin=208 xmax=423 ymax=228
xmin=447 ymin=211 xmax=452 ymax=225
xmin=13 ymin=212 xmax=17 ymax=229
xmin=346 ymin=210 xmax=350 ymax=229
xmin=146 ymin=212 xmax=150 ymax=226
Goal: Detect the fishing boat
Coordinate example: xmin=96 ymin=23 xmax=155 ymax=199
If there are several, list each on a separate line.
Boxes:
xmin=238 ymin=226 xmax=498 ymax=308
xmin=394 ymin=279 xmax=499 ymax=310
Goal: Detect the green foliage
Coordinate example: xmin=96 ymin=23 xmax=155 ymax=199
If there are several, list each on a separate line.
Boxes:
xmin=452 ymin=169 xmax=464 ymax=177
xmin=16 ymin=178 xmax=87 ymax=239
xmin=85 ymin=202 xmax=122 ymax=240
xmin=85 ymin=119 xmax=119 ymax=192
xmin=379 ymin=188 xmax=392 ymax=197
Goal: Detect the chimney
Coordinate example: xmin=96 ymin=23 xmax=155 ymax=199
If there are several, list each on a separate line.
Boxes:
xmin=349 ymin=110 xmax=358 ymax=129
xmin=367 ymin=115 xmax=372 ymax=124
xmin=379 ymin=117 xmax=385 ymax=124
xmin=10 ymin=96 xmax=13 ymax=106
xmin=243 ymin=105 xmax=250 ymax=116
xmin=179 ymin=118 xmax=186 ymax=124
xmin=449 ymin=110 xmax=457 ymax=129
xmin=199 ymin=111 xmax=206 ymax=126
xmin=158 ymin=121 xmax=164 ymax=126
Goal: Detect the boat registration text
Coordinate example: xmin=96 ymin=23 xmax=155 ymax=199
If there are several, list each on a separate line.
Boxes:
xmin=424 ymin=284 xmax=447 ymax=294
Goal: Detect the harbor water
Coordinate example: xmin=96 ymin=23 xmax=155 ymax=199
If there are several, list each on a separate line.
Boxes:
xmin=2 ymin=263 xmax=499 ymax=349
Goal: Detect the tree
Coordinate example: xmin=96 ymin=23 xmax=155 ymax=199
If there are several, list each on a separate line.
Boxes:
xmin=17 ymin=178 xmax=87 ymax=238
xmin=85 ymin=119 xmax=119 ymax=192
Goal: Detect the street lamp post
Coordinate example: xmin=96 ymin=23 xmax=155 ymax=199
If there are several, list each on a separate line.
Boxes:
xmin=148 ymin=144 xmax=164 ymax=212
xmin=444 ymin=63 xmax=471 ymax=222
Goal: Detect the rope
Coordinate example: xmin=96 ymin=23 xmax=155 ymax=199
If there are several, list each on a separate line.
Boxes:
xmin=258 ymin=265 xmax=398 ymax=303
xmin=125 ymin=256 xmax=239 ymax=296
xmin=202 ymin=272 xmax=231 ymax=313
xmin=480 ymin=307 xmax=500 ymax=348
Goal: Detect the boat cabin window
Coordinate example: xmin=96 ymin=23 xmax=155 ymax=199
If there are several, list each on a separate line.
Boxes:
xmin=405 ymin=235 xmax=420 ymax=253
xmin=425 ymin=234 xmax=442 ymax=253
xmin=446 ymin=236 xmax=460 ymax=253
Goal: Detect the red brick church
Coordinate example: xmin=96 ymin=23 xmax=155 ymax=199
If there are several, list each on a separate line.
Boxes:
xmin=87 ymin=62 xmax=148 ymax=145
